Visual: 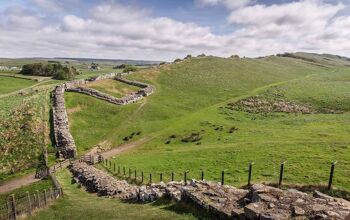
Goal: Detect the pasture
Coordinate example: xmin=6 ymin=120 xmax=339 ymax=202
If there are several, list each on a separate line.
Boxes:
xmin=65 ymin=56 xmax=350 ymax=191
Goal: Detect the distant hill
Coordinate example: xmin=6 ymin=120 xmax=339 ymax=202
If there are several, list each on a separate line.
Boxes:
xmin=276 ymin=52 xmax=350 ymax=66
xmin=53 ymin=57 xmax=162 ymax=66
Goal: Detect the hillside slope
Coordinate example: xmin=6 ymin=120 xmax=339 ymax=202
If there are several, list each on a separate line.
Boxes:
xmin=66 ymin=54 xmax=350 ymax=190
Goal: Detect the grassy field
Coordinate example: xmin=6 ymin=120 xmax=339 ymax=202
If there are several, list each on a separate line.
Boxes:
xmin=65 ymin=55 xmax=350 ymax=191
xmin=29 ymin=170 xmax=200 ymax=220
xmin=84 ymin=79 xmax=140 ymax=98
xmin=0 ymin=76 xmax=37 ymax=94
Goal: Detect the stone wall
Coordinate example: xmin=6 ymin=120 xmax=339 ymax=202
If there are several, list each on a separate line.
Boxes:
xmin=70 ymin=162 xmax=350 ymax=220
xmin=52 ymin=73 xmax=154 ymax=159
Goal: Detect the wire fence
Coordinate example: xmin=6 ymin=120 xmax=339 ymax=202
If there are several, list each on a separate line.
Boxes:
xmin=0 ymin=187 xmax=63 ymax=220
xmin=101 ymin=158 xmax=339 ymax=190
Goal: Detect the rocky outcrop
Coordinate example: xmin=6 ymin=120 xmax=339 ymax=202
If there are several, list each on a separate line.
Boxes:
xmin=52 ymin=73 xmax=155 ymax=158
xmin=70 ymin=162 xmax=350 ymax=220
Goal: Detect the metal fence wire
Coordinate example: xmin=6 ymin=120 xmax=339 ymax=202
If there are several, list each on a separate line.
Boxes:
xmin=0 ymin=188 xmax=63 ymax=220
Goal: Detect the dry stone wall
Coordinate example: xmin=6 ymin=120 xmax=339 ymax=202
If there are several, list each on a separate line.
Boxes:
xmin=70 ymin=162 xmax=350 ymax=220
xmin=52 ymin=72 xmax=154 ymax=158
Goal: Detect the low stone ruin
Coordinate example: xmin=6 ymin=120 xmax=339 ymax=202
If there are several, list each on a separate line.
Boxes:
xmin=70 ymin=162 xmax=350 ymax=219
xmin=66 ymin=87 xmax=144 ymax=105
xmin=52 ymin=73 xmax=155 ymax=158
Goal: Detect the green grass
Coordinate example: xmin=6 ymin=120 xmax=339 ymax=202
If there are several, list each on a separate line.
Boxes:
xmin=65 ymin=55 xmax=350 ymax=191
xmin=0 ymin=76 xmax=36 ymax=94
xmin=29 ymin=169 xmax=198 ymax=220
xmin=0 ymin=178 xmax=53 ymax=204
xmin=84 ymin=79 xmax=140 ymax=98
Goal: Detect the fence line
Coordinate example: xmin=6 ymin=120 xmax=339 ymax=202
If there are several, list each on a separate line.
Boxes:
xmin=101 ymin=158 xmax=339 ymax=190
xmin=0 ymin=187 xmax=63 ymax=220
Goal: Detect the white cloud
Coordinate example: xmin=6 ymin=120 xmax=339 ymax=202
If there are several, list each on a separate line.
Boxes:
xmin=30 ymin=0 xmax=63 ymax=12
xmin=0 ymin=1 xmax=350 ymax=60
xmin=196 ymin=0 xmax=252 ymax=9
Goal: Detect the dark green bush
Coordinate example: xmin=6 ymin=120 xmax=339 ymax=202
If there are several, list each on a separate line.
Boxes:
xmin=20 ymin=63 xmax=79 ymax=80
xmin=122 ymin=65 xmax=137 ymax=73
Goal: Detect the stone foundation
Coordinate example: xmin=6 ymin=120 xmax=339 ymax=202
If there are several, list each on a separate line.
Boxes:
xmin=70 ymin=162 xmax=350 ymax=220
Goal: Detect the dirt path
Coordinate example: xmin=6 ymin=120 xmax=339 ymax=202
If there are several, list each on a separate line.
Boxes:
xmin=0 ymin=173 xmax=40 ymax=194
xmin=97 ymin=137 xmax=153 ymax=159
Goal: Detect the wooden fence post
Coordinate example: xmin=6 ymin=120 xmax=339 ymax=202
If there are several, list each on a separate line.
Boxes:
xmin=7 ymin=201 xmax=11 ymax=220
xmin=134 ymin=170 xmax=137 ymax=179
xmin=248 ymin=162 xmax=254 ymax=186
xmin=129 ymin=168 xmax=131 ymax=178
xmin=123 ymin=167 xmax=126 ymax=176
xmin=149 ymin=173 xmax=152 ymax=184
xmin=328 ymin=161 xmax=337 ymax=190
xmin=43 ymin=189 xmax=47 ymax=206
xmin=184 ymin=171 xmax=188 ymax=186
xmin=113 ymin=163 xmax=116 ymax=173
xmin=118 ymin=165 xmax=120 ymax=174
xmin=141 ymin=171 xmax=144 ymax=183
xmin=221 ymin=171 xmax=225 ymax=186
xmin=278 ymin=162 xmax=285 ymax=188
xmin=36 ymin=190 xmax=41 ymax=208
xmin=171 ymin=172 xmax=174 ymax=182
xmin=160 ymin=173 xmax=163 ymax=182
xmin=201 ymin=170 xmax=204 ymax=181
xmin=11 ymin=194 xmax=17 ymax=220
xmin=26 ymin=191 xmax=32 ymax=216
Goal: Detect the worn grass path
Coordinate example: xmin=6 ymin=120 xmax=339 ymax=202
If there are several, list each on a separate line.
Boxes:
xmin=28 ymin=169 xmax=197 ymax=220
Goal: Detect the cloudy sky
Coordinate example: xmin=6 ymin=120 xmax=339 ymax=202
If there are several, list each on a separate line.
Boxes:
xmin=0 ymin=0 xmax=349 ymax=61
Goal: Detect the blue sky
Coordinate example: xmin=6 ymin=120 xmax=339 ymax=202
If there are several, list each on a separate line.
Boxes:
xmin=0 ymin=0 xmax=350 ymax=60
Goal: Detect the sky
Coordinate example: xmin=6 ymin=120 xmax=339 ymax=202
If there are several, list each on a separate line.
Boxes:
xmin=0 ymin=0 xmax=350 ymax=61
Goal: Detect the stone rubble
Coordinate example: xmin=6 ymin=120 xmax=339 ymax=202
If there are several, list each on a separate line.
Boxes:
xmin=52 ymin=72 xmax=155 ymax=158
xmin=70 ymin=162 xmax=350 ymax=220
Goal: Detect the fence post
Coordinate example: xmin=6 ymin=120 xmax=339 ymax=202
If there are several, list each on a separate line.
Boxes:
xmin=134 ymin=170 xmax=137 ymax=179
xmin=184 ymin=171 xmax=188 ymax=186
xmin=328 ymin=161 xmax=337 ymax=190
xmin=7 ymin=201 xmax=11 ymax=220
xmin=26 ymin=191 xmax=32 ymax=216
xmin=50 ymin=187 xmax=54 ymax=200
xmin=43 ymin=189 xmax=47 ymax=206
xmin=129 ymin=168 xmax=131 ymax=178
xmin=36 ymin=190 xmax=41 ymax=208
xmin=141 ymin=171 xmax=144 ymax=183
xmin=114 ymin=163 xmax=116 ymax=173
xmin=109 ymin=161 xmax=111 ymax=169
xmin=10 ymin=194 xmax=17 ymax=220
xmin=201 ymin=170 xmax=204 ymax=181
xmin=123 ymin=167 xmax=126 ymax=176
xmin=278 ymin=162 xmax=285 ymax=188
xmin=160 ymin=173 xmax=163 ymax=182
xmin=171 ymin=172 xmax=174 ymax=182
xmin=248 ymin=162 xmax=254 ymax=186
xmin=149 ymin=173 xmax=152 ymax=184
xmin=221 ymin=171 xmax=225 ymax=186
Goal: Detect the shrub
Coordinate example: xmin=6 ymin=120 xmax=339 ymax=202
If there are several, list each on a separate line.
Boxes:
xmin=174 ymin=58 xmax=182 ymax=63
xmin=122 ymin=65 xmax=137 ymax=73
xmin=113 ymin=64 xmax=127 ymax=69
xmin=184 ymin=54 xmax=192 ymax=59
xmin=20 ymin=63 xmax=79 ymax=80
